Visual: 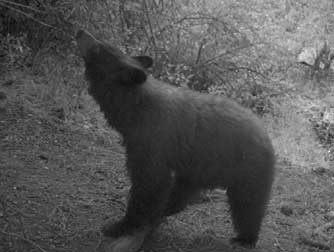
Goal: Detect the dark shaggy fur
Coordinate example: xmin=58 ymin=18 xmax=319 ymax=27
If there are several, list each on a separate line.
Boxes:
xmin=76 ymin=30 xmax=275 ymax=248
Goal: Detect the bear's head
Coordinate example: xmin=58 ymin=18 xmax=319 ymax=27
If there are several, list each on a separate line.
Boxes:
xmin=76 ymin=30 xmax=153 ymax=86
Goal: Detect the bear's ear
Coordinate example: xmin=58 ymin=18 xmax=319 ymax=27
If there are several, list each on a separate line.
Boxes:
xmin=121 ymin=66 xmax=147 ymax=85
xmin=132 ymin=56 xmax=153 ymax=69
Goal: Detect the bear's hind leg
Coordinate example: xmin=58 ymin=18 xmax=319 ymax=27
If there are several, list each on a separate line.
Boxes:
xmin=226 ymin=171 xmax=273 ymax=248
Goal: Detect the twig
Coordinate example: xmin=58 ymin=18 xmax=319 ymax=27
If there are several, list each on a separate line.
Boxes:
xmin=200 ymin=43 xmax=253 ymax=67
xmin=0 ymin=229 xmax=47 ymax=252
xmin=210 ymin=68 xmax=235 ymax=91
xmin=142 ymin=0 xmax=157 ymax=50
xmin=0 ymin=1 xmax=59 ymax=30
xmin=274 ymin=237 xmax=287 ymax=252
xmin=0 ymin=0 xmax=45 ymax=13
xmin=195 ymin=39 xmax=207 ymax=66
xmin=94 ymin=232 xmax=103 ymax=252
xmin=298 ymin=236 xmax=331 ymax=251
xmin=226 ymin=66 xmax=269 ymax=80
xmin=156 ymin=13 xmax=240 ymax=38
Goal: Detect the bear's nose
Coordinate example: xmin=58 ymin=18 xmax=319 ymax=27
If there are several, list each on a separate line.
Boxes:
xmin=76 ymin=30 xmax=85 ymax=40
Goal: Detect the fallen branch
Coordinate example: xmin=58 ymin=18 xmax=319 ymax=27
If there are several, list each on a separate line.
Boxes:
xmin=274 ymin=237 xmax=288 ymax=252
xmin=298 ymin=236 xmax=331 ymax=251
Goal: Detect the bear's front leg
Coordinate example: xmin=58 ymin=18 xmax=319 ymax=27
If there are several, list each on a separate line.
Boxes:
xmin=102 ymin=159 xmax=173 ymax=251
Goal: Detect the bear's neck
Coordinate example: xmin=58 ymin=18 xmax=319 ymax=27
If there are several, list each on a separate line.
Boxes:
xmin=89 ymin=82 xmax=145 ymax=137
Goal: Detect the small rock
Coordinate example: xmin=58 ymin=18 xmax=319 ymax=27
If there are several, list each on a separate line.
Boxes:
xmin=0 ymin=91 xmax=6 ymax=100
xmin=312 ymin=167 xmax=334 ymax=177
xmin=50 ymin=107 xmax=65 ymax=120
xmin=2 ymin=79 xmax=14 ymax=86
xmin=38 ymin=154 xmax=48 ymax=161
xmin=280 ymin=204 xmax=294 ymax=216
xmin=325 ymin=210 xmax=334 ymax=221
xmin=296 ymin=208 xmax=306 ymax=216
xmin=297 ymin=47 xmax=317 ymax=66
xmin=312 ymin=167 xmax=327 ymax=175
xmin=0 ymin=107 xmax=6 ymax=117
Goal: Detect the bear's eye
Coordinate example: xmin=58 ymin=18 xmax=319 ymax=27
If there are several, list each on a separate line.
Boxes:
xmin=89 ymin=47 xmax=112 ymax=64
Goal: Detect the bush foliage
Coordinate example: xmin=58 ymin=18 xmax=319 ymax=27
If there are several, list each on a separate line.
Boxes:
xmin=0 ymin=0 xmax=287 ymax=115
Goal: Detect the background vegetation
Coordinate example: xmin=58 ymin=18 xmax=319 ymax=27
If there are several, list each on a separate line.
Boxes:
xmin=1 ymin=1 xmax=334 ymax=251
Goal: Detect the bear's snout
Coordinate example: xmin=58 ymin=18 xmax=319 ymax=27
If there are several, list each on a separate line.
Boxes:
xmin=76 ymin=30 xmax=98 ymax=58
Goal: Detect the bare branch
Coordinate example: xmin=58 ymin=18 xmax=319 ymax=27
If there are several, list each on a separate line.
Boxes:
xmin=0 ymin=0 xmax=45 ymax=13
xmin=0 ymin=2 xmax=54 ymax=29
xmin=142 ymin=0 xmax=158 ymax=52
xmin=200 ymin=43 xmax=253 ymax=67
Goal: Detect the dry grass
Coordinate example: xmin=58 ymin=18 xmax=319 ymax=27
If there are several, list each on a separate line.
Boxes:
xmin=264 ymin=100 xmax=329 ymax=170
xmin=1 ymin=72 xmax=334 ymax=251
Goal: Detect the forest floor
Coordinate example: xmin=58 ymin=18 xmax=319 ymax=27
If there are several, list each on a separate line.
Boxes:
xmin=1 ymin=82 xmax=334 ymax=252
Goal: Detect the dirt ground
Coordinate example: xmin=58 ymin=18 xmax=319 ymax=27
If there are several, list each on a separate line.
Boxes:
xmin=0 ymin=101 xmax=334 ymax=252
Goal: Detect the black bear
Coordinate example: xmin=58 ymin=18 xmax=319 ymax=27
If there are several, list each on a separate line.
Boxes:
xmin=76 ymin=30 xmax=275 ymax=251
